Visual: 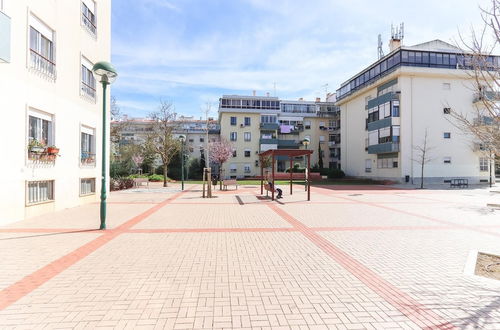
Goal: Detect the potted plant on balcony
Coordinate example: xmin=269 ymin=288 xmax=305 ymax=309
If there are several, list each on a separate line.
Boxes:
xmin=47 ymin=145 xmax=59 ymax=155
xmin=28 ymin=139 xmax=46 ymax=153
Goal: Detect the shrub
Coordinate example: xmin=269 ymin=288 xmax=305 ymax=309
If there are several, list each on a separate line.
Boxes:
xmin=148 ymin=174 xmax=164 ymax=182
xmin=327 ymin=168 xmax=345 ymax=179
xmin=110 ymin=178 xmax=134 ymax=191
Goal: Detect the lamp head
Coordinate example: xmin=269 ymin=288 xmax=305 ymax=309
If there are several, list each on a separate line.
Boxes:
xmin=178 ymin=134 xmax=186 ymax=143
xmin=302 ymin=137 xmax=310 ymax=146
xmin=92 ymin=61 xmax=118 ymax=84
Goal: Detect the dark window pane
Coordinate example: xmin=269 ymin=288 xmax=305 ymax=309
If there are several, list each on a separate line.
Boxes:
xmin=415 ymin=52 xmax=422 ymax=63
xmin=449 ymin=54 xmax=457 ymax=66
xmin=436 ymin=53 xmax=443 ymax=65
xmin=442 ymin=54 xmax=449 ymax=65
xmin=422 ymin=52 xmax=429 ymax=64
xmin=408 ymin=51 xmax=415 ymax=63
xmin=401 ymin=51 xmax=408 ymax=62
xmin=430 ymin=53 xmax=437 ymax=64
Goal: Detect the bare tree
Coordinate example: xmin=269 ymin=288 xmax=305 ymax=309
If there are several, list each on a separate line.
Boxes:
xmin=209 ymin=138 xmax=234 ymax=189
xmin=110 ymin=96 xmax=128 ymax=145
xmin=450 ymin=0 xmax=500 ymax=157
xmin=146 ymin=100 xmax=181 ymax=187
xmin=413 ymin=129 xmax=434 ymax=189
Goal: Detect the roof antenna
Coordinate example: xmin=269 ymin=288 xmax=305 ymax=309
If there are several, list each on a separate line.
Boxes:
xmin=378 ymin=34 xmax=384 ymax=59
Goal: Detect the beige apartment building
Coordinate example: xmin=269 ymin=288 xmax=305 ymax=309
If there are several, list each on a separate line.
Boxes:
xmin=0 ymin=0 xmax=111 ymax=224
xmin=336 ymin=39 xmax=497 ymax=184
xmin=218 ymin=94 xmax=339 ymax=179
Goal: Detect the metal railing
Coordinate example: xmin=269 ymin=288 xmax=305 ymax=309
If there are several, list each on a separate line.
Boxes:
xmin=81 ymin=81 xmax=96 ymax=99
xmin=82 ymin=13 xmax=97 ymax=36
xmin=30 ymin=49 xmax=56 ymax=79
xmin=27 ymin=180 xmax=54 ymax=204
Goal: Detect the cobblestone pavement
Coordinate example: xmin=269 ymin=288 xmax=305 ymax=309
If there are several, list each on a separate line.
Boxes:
xmin=0 ymin=183 xmax=499 ymax=329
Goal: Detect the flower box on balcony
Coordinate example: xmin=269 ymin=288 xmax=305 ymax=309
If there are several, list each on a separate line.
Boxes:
xmin=47 ymin=147 xmax=59 ymax=155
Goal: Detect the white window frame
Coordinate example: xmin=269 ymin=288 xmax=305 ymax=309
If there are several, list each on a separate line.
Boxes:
xmin=28 ymin=108 xmax=54 ymax=147
xmin=81 ymin=0 xmax=97 ymax=37
xmin=26 ymin=180 xmax=54 ymax=205
xmin=80 ymin=177 xmax=96 ymax=196
xmin=365 ymin=159 xmax=372 ymax=173
xmin=230 ymin=132 xmax=237 ymax=141
xmin=81 ymin=125 xmax=96 ymax=166
xmin=244 ymin=132 xmax=251 ymax=141
xmin=29 ymin=14 xmax=56 ymax=78
xmin=229 ymin=163 xmax=237 ymax=173
xmin=81 ymin=56 xmax=96 ymax=101
xmin=479 ymin=157 xmax=488 ymax=171
xmin=244 ymin=164 xmax=251 ymax=173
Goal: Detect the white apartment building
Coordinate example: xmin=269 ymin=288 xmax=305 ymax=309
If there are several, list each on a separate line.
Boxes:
xmin=336 ymin=39 xmax=497 ymax=184
xmin=218 ymin=94 xmax=338 ymax=179
xmin=112 ymin=116 xmax=220 ymax=168
xmin=0 ymin=0 xmax=111 ymax=224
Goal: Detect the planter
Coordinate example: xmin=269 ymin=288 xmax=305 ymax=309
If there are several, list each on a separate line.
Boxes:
xmin=47 ymin=147 xmax=59 ymax=155
xmin=30 ymin=146 xmax=45 ymax=153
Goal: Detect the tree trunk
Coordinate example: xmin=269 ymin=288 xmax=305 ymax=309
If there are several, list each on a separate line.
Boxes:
xmin=163 ymin=166 xmax=168 ymax=187
xmin=219 ymin=163 xmax=223 ymax=190
xmin=420 ymin=163 xmax=424 ymax=189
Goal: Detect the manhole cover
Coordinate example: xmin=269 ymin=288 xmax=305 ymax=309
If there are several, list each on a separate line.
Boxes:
xmin=475 ymin=252 xmax=500 ymax=281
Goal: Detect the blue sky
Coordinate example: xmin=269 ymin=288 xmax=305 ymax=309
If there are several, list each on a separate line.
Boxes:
xmin=111 ymin=0 xmax=492 ymax=118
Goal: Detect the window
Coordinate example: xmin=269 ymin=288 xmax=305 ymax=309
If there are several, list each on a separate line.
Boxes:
xmin=232 ymin=150 xmax=237 ymax=157
xmin=443 ymin=83 xmax=451 ymax=90
xmin=81 ymin=57 xmax=96 ymax=100
xmin=244 ymin=164 xmax=251 ymax=173
xmin=27 ymin=180 xmax=54 ymax=204
xmin=28 ymin=111 xmax=53 ymax=147
xmin=392 ymin=101 xmax=400 ymax=117
xmin=444 ymin=157 xmax=451 ymax=164
xmin=319 ymin=136 xmax=325 ymax=142
xmin=368 ymin=131 xmax=378 ymax=146
xmin=377 ymin=153 xmax=398 ymax=168
xmin=81 ymin=0 xmax=97 ymax=36
xmin=480 ymin=158 xmax=488 ymax=171
xmin=188 ymin=138 xmax=194 ymax=143
xmin=200 ymin=137 xmax=204 ymax=142
xmin=230 ymin=117 xmax=237 ymax=126
xmin=81 ymin=126 xmax=95 ymax=165
xmin=29 ymin=16 xmax=56 ymax=78
xmin=244 ymin=117 xmax=251 ymax=126
xmin=443 ymin=108 xmax=451 ymax=114
xmin=261 ymin=115 xmax=277 ymax=123
xmin=365 ymin=159 xmax=372 ymax=173
xmin=230 ymin=132 xmax=237 ymax=141
xmin=443 ymin=132 xmax=451 ymax=139
xmin=304 ymin=121 xmax=311 ymax=129
xmin=244 ymin=150 xmax=251 ymax=157
xmin=80 ymin=178 xmax=96 ymax=195
xmin=244 ymin=132 xmax=251 ymax=141
xmin=230 ymin=163 xmax=237 ymax=173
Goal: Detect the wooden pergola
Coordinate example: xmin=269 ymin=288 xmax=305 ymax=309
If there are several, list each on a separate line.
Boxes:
xmin=258 ymin=149 xmax=314 ymax=201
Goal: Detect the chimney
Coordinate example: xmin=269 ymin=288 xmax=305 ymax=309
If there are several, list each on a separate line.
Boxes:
xmin=252 ymin=90 xmax=256 ymax=96
xmin=266 ymin=92 xmax=270 ymax=97
xmin=315 ymin=97 xmax=321 ymax=102
xmin=389 ymin=38 xmax=401 ymax=52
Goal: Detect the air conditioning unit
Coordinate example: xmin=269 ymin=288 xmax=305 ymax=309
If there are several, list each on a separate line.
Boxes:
xmin=240 ymin=124 xmax=245 ymax=128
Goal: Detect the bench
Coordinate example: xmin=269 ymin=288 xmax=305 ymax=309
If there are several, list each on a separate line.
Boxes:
xmin=133 ymin=178 xmax=149 ymax=188
xmin=222 ymin=179 xmax=238 ymax=190
xmin=450 ymin=178 xmax=468 ymax=188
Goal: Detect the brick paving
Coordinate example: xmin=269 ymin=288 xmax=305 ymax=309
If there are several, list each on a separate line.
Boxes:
xmin=0 ymin=182 xmax=499 ymax=329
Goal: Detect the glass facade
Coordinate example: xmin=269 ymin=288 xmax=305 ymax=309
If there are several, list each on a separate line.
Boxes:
xmin=220 ymin=98 xmax=280 ymax=110
xmin=280 ymin=103 xmax=316 ymax=113
xmin=337 ymin=48 xmax=500 ymax=101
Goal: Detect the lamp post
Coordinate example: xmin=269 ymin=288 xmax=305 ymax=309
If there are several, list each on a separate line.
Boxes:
xmin=92 ymin=61 xmax=117 ymax=230
xmin=302 ymin=137 xmax=310 ymax=191
xmin=178 ymin=135 xmax=186 ymax=190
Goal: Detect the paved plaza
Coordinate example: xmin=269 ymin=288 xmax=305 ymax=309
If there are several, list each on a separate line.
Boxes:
xmin=0 ymin=183 xmax=499 ymax=329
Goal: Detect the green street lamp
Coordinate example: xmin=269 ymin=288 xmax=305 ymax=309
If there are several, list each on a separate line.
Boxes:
xmin=302 ymin=137 xmax=310 ymax=191
xmin=92 ymin=61 xmax=117 ymax=230
xmin=178 ymin=135 xmax=186 ymax=190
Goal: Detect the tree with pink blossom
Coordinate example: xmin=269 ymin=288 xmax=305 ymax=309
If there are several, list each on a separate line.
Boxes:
xmin=209 ymin=138 xmax=234 ymax=188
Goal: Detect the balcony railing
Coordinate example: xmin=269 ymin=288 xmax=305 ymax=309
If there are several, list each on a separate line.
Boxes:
xmin=367 ymin=142 xmax=400 ymax=154
xmin=260 ymin=123 xmax=279 ymax=130
xmin=81 ymin=152 xmax=96 ymax=166
xmin=81 ymin=81 xmax=96 ymax=100
xmin=82 ymin=13 xmax=97 ymax=36
xmin=30 ymin=49 xmax=56 ymax=79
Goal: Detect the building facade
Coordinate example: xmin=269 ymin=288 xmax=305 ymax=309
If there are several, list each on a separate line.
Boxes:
xmin=218 ymin=94 xmax=339 ymax=179
xmin=336 ymin=39 xmax=496 ymax=184
xmin=112 ymin=116 xmax=220 ymax=172
xmin=0 ymin=0 xmax=111 ymax=224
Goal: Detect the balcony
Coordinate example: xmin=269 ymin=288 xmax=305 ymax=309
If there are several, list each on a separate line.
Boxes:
xmin=0 ymin=11 xmax=10 ymax=63
xmin=367 ymin=142 xmax=400 ymax=154
xmin=81 ymin=152 xmax=96 ymax=166
xmin=30 ymin=49 xmax=56 ymax=79
xmin=260 ymin=123 xmax=279 ymax=130
xmin=278 ymin=140 xmax=299 ymax=149
xmin=27 ymin=145 xmax=59 ymax=164
xmin=260 ymin=138 xmax=278 ymax=144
